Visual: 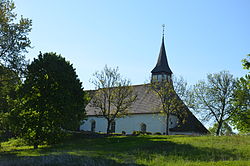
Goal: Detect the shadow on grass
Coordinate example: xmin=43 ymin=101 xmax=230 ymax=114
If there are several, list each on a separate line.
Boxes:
xmin=0 ymin=153 xmax=145 ymax=166
xmin=0 ymin=135 xmax=245 ymax=165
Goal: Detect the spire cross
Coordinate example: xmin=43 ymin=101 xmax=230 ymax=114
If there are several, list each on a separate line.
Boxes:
xmin=162 ymin=24 xmax=165 ymax=38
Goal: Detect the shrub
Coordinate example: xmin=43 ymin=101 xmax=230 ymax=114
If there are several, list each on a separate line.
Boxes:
xmin=154 ymin=132 xmax=162 ymax=135
xmin=132 ymin=131 xmax=152 ymax=136
xmin=132 ymin=131 xmax=141 ymax=136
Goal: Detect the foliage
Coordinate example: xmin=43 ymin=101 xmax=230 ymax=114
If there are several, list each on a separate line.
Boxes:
xmin=173 ymin=75 xmax=196 ymax=111
xmin=242 ymin=54 xmax=250 ymax=70
xmin=0 ymin=66 xmax=19 ymax=112
xmin=132 ymin=131 xmax=152 ymax=136
xmin=0 ymin=0 xmax=31 ymax=140
xmin=90 ymin=65 xmax=137 ymax=134
xmin=208 ymin=122 xmax=234 ymax=136
xmin=0 ymin=65 xmax=20 ymax=138
xmin=0 ymin=135 xmax=249 ymax=166
xmin=149 ymin=79 xmax=187 ymax=135
xmin=10 ymin=52 xmax=86 ymax=148
xmin=0 ymin=0 xmax=32 ymax=77
xmin=230 ymin=54 xmax=250 ymax=133
xmin=193 ymin=71 xmax=236 ymax=136
xmin=173 ymin=76 xmax=188 ymax=101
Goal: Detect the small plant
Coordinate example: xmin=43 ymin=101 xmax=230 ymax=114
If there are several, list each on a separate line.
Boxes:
xmin=122 ymin=131 xmax=126 ymax=135
xmin=154 ymin=132 xmax=162 ymax=135
xmin=132 ymin=131 xmax=152 ymax=136
xmin=132 ymin=131 xmax=141 ymax=136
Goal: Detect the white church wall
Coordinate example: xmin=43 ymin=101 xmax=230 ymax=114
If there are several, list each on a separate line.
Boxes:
xmin=80 ymin=114 xmax=179 ymax=134
xmin=169 ymin=132 xmax=202 ymax=136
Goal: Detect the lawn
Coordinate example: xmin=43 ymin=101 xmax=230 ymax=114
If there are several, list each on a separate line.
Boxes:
xmin=0 ymin=134 xmax=249 ymax=166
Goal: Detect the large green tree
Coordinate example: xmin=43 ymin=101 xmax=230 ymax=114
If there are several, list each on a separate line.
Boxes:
xmin=0 ymin=0 xmax=32 ymax=76
xmin=11 ymin=52 xmax=86 ymax=149
xmin=90 ymin=65 xmax=137 ymax=134
xmin=193 ymin=71 xmax=236 ymax=136
xmin=0 ymin=0 xmax=31 ymax=138
xmin=230 ymin=54 xmax=250 ymax=133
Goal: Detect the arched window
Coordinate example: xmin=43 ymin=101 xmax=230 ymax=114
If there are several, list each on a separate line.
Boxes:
xmin=140 ymin=123 xmax=147 ymax=133
xmin=91 ymin=120 xmax=96 ymax=132
xmin=110 ymin=121 xmax=116 ymax=133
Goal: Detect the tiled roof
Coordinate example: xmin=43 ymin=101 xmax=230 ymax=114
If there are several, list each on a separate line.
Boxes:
xmin=86 ymin=84 xmax=161 ymax=116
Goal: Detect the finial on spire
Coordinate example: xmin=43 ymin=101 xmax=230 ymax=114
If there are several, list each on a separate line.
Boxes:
xmin=162 ymin=24 xmax=165 ymax=38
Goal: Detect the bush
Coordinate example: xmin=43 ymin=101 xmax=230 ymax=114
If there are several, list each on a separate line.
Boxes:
xmin=132 ymin=131 xmax=152 ymax=136
xmin=132 ymin=131 xmax=141 ymax=136
xmin=154 ymin=132 xmax=162 ymax=135
xmin=3 ymin=138 xmax=27 ymax=147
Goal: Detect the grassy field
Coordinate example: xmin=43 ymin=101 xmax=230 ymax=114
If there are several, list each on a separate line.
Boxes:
xmin=0 ymin=134 xmax=249 ymax=166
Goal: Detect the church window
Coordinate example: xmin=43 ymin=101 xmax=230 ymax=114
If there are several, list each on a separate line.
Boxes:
xmin=110 ymin=121 xmax=116 ymax=133
xmin=152 ymin=75 xmax=157 ymax=81
xmin=140 ymin=123 xmax=147 ymax=133
xmin=163 ymin=74 xmax=166 ymax=80
xmin=91 ymin=120 xmax=96 ymax=132
xmin=167 ymin=75 xmax=172 ymax=82
xmin=158 ymin=75 xmax=162 ymax=81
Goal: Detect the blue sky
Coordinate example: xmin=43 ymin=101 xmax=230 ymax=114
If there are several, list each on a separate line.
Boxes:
xmin=15 ymin=0 xmax=250 ymax=90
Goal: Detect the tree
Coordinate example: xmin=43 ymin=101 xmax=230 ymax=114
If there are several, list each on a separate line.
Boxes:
xmin=209 ymin=122 xmax=234 ymax=136
xmin=0 ymin=65 xmax=20 ymax=138
xmin=90 ymin=65 xmax=137 ymax=134
xmin=0 ymin=0 xmax=31 ymax=138
xmin=193 ymin=71 xmax=236 ymax=136
xmin=173 ymin=76 xmax=194 ymax=109
xmin=11 ymin=52 xmax=86 ymax=149
xmin=149 ymin=78 xmax=187 ymax=135
xmin=0 ymin=0 xmax=32 ymax=77
xmin=230 ymin=54 xmax=250 ymax=133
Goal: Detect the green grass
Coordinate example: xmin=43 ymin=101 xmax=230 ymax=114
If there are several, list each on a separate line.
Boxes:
xmin=0 ymin=135 xmax=249 ymax=166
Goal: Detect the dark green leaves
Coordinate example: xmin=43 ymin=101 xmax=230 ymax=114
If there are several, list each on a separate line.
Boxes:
xmin=0 ymin=0 xmax=32 ymax=76
xmin=12 ymin=52 xmax=87 ymax=148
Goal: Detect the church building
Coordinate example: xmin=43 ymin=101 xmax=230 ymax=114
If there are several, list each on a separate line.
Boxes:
xmin=80 ymin=34 xmax=208 ymax=135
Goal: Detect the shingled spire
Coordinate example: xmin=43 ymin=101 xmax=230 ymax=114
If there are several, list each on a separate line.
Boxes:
xmin=151 ymin=26 xmax=173 ymax=82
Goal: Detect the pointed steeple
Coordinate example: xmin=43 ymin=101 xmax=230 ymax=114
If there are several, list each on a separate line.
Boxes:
xmin=151 ymin=26 xmax=173 ymax=83
xmin=151 ymin=37 xmax=173 ymax=75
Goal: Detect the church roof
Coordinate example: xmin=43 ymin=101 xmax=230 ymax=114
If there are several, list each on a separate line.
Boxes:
xmin=85 ymin=84 xmax=208 ymax=134
xmin=151 ymin=37 xmax=173 ymax=74
xmin=85 ymin=84 xmax=161 ymax=116
xmin=169 ymin=105 xmax=209 ymax=133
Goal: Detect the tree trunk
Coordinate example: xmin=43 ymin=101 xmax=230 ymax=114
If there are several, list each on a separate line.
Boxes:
xmin=216 ymin=121 xmax=223 ymax=136
xmin=33 ymin=143 xmax=38 ymax=149
xmin=106 ymin=120 xmax=111 ymax=134
xmin=166 ymin=114 xmax=170 ymax=135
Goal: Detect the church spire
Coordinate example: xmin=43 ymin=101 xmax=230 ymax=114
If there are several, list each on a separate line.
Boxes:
xmin=162 ymin=24 xmax=165 ymax=39
xmin=151 ymin=25 xmax=173 ymax=82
